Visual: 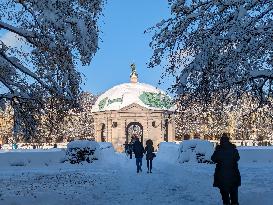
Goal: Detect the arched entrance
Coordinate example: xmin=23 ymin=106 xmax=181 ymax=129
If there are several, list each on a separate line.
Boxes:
xmin=126 ymin=122 xmax=143 ymax=144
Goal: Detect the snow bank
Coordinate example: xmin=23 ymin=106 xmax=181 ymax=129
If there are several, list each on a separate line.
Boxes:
xmin=178 ymin=140 xmax=214 ymax=163
xmin=98 ymin=142 xmax=114 ymax=150
xmin=67 ymin=140 xmax=98 ymax=150
xmin=98 ymin=142 xmax=126 ymax=164
xmin=238 ymin=146 xmax=273 ymax=163
xmin=156 ymin=141 xmax=273 ymax=165
xmin=98 ymin=142 xmax=115 ymax=160
xmin=1 ymin=143 xmax=68 ymax=149
xmin=0 ymin=141 xmax=124 ymax=167
xmin=177 ymin=140 xmax=273 ymax=164
xmin=156 ymin=142 xmax=180 ymax=163
xmin=66 ymin=140 xmax=99 ymax=164
xmin=0 ymin=148 xmax=66 ymax=167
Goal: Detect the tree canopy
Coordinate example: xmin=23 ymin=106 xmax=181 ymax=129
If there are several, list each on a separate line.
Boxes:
xmin=149 ymin=0 xmax=273 ymax=109
xmin=0 ymin=0 xmax=104 ymax=139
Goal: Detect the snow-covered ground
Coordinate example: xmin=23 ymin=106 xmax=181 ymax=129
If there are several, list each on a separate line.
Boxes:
xmin=0 ymin=141 xmax=273 ymax=205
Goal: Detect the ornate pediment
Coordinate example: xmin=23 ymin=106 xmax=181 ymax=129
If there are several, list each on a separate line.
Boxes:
xmin=119 ymin=103 xmax=149 ymax=112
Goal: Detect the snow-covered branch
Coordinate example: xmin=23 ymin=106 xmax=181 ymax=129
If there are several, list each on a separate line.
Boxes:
xmin=0 ymin=53 xmax=45 ymax=87
xmin=0 ymin=0 xmax=105 ymax=140
xmin=150 ymin=0 xmax=273 ymax=108
xmin=0 ymin=21 xmax=35 ymax=39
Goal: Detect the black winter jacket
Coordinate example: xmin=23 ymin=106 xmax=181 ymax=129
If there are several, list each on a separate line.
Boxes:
xmin=211 ymin=142 xmax=241 ymax=190
xmin=133 ymin=141 xmax=145 ymax=158
xmin=145 ymin=145 xmax=155 ymax=160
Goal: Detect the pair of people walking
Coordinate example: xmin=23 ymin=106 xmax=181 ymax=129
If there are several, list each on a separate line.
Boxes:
xmin=132 ymin=138 xmax=155 ymax=173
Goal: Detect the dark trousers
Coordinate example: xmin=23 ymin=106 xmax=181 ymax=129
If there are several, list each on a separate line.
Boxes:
xmin=147 ymin=160 xmax=152 ymax=171
xmin=136 ymin=158 xmax=142 ymax=172
xmin=220 ymin=187 xmax=238 ymax=205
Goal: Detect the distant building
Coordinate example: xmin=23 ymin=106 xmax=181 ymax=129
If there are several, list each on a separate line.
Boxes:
xmin=0 ymin=107 xmax=13 ymax=145
xmin=91 ymin=64 xmax=176 ymax=152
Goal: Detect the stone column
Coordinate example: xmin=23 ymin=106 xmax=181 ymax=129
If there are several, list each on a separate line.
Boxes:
xmin=169 ymin=115 xmax=176 ymax=142
xmin=94 ymin=115 xmax=100 ymax=142
xmin=107 ymin=113 xmax=112 ymax=142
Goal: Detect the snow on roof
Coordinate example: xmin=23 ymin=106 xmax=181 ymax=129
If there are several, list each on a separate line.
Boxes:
xmin=92 ymin=82 xmax=175 ymax=112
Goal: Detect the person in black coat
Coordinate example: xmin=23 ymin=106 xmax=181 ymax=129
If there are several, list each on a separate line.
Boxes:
xmin=145 ymin=139 xmax=155 ymax=173
xmin=211 ymin=133 xmax=241 ymax=205
xmin=133 ymin=137 xmax=145 ymax=173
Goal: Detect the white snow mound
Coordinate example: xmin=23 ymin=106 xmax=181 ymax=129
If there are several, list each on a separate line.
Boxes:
xmin=178 ymin=140 xmax=214 ymax=163
xmin=0 ymin=148 xmax=66 ymax=167
xmin=67 ymin=140 xmax=99 ymax=150
xmin=156 ymin=142 xmax=180 ymax=163
xmin=98 ymin=142 xmax=126 ymax=164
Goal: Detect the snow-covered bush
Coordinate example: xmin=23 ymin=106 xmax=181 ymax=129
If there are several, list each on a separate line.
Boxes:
xmin=178 ymin=140 xmax=214 ymax=164
xmin=66 ymin=140 xmax=99 ymax=164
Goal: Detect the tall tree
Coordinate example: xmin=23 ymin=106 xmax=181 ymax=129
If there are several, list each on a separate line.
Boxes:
xmin=35 ymin=92 xmax=97 ymax=144
xmin=175 ymin=93 xmax=273 ymax=142
xmin=149 ymin=0 xmax=273 ymax=109
xmin=0 ymin=0 xmax=104 ymax=140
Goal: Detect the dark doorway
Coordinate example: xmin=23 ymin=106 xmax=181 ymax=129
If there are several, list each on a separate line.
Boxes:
xmin=184 ymin=134 xmax=190 ymax=140
xmin=126 ymin=122 xmax=143 ymax=144
xmin=164 ymin=119 xmax=169 ymax=142
xmin=101 ymin=123 xmax=106 ymax=142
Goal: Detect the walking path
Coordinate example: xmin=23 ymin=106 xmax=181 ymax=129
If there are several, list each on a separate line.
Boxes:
xmin=0 ymin=155 xmax=272 ymax=205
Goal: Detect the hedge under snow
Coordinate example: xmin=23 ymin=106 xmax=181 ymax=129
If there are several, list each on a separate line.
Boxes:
xmin=178 ymin=140 xmax=214 ymax=164
xmin=66 ymin=140 xmax=99 ymax=164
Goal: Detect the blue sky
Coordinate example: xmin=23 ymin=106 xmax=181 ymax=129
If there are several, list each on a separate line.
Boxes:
xmin=80 ymin=0 xmax=174 ymax=95
xmin=0 ymin=1 xmax=174 ymax=96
